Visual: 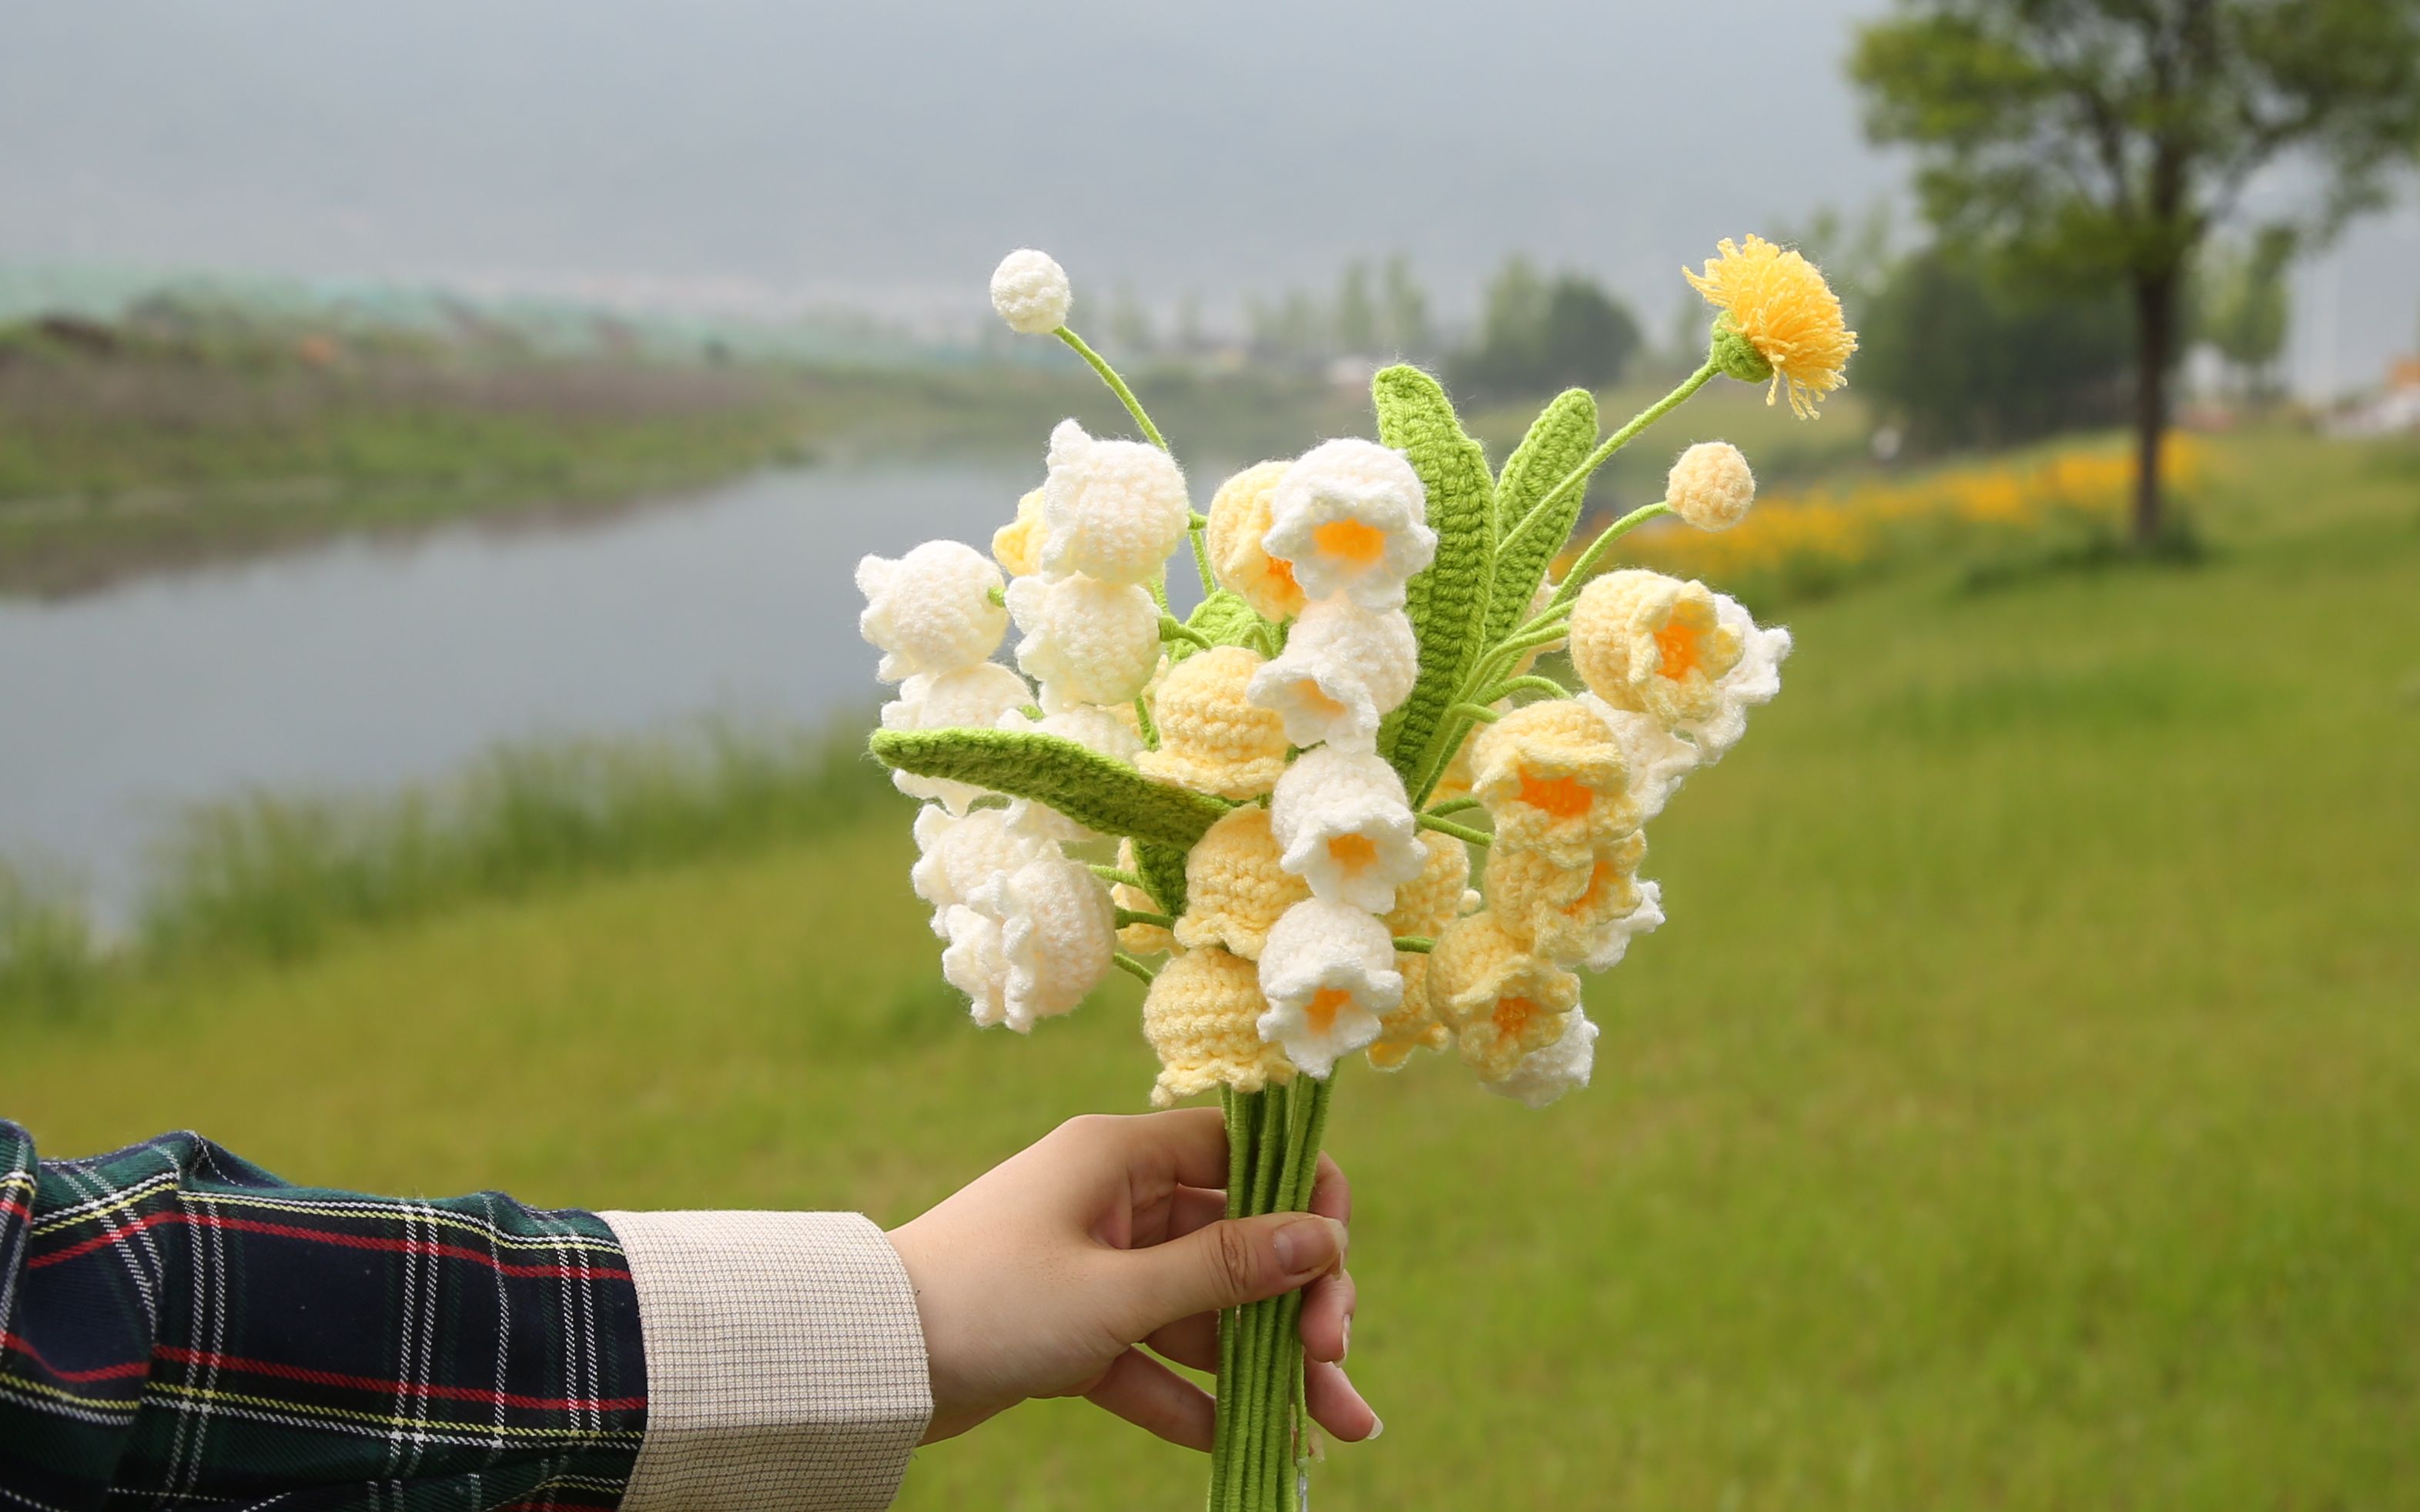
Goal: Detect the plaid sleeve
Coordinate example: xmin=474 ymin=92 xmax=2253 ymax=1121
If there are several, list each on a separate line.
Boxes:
xmin=0 ymin=1119 xmax=647 ymax=1512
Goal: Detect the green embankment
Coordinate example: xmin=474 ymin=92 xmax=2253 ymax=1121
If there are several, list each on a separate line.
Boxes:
xmin=6 ymin=429 xmax=2418 ymax=1507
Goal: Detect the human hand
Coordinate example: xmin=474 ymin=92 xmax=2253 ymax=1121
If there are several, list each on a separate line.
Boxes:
xmin=885 ymin=1109 xmax=1377 ymax=1450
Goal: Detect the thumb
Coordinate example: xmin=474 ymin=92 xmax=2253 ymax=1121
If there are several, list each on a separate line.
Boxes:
xmin=1110 ymin=1213 xmax=1346 ymax=1336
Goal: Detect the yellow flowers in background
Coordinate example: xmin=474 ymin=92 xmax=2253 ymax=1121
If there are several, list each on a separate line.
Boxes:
xmin=1588 ymin=433 xmax=2207 ymax=607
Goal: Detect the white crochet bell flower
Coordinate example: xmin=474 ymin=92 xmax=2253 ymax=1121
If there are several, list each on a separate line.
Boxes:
xmin=1263 ymin=439 xmax=1438 ymax=612
xmin=855 ymin=540 xmax=1009 ymax=683
xmin=881 ymin=662 xmax=1035 ymax=813
xmin=948 ymin=851 xmax=1115 ymax=1032
xmin=1484 ymin=1009 xmax=1599 ymax=1109
xmin=1268 ymin=746 xmax=1427 ymax=913
xmin=910 ymin=805 xmax=1054 ymax=938
xmin=994 ymin=703 xmax=1145 ymax=841
xmin=1247 ymin=597 xmax=1418 ymax=751
xmin=1580 ymin=695 xmax=1702 ymax=825
xmin=1580 ymin=878 xmax=1664 ymax=972
xmin=1039 ymin=420 xmax=1191 ymax=587
xmin=989 ymin=249 xmax=1072 ymax=335
xmin=1005 ymin=572 xmax=1162 ymax=710
xmin=1255 ymin=898 xmax=1402 ymax=1078
xmin=1682 ymin=593 xmax=1792 ymax=763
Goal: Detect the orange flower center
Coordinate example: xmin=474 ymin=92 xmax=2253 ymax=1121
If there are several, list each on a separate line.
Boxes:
xmin=1307 ymin=986 xmax=1352 ymax=1035
xmin=1327 ymin=833 xmax=1378 ymax=873
xmin=1311 ymin=518 xmax=1388 ymax=567
xmin=1266 ymin=553 xmax=1300 ymax=593
xmin=1294 ymin=678 xmax=1346 ymax=714
xmin=1517 ymin=772 xmax=1595 ymax=819
xmin=1493 ymin=995 xmax=1543 ymax=1042
xmin=1652 ymin=617 xmax=1705 ymax=681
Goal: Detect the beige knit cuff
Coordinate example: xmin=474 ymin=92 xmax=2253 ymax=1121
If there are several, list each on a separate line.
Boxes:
xmin=599 ymin=1210 xmax=932 ymax=1512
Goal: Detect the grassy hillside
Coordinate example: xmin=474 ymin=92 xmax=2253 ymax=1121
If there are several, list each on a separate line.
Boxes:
xmin=8 ymin=429 xmax=2417 ymax=1507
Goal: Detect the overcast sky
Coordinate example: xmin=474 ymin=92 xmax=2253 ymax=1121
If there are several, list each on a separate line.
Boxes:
xmin=2 ymin=1 xmax=2412 ymax=391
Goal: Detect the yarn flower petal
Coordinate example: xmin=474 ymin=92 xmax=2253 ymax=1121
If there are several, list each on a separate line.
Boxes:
xmin=1144 ymin=944 xmax=1294 ymax=1107
xmin=992 ymin=487 xmax=1049 ymax=577
xmin=1482 ymin=1009 xmax=1599 ymax=1109
xmin=1204 ymin=460 xmax=1307 ymax=621
xmin=956 ymin=851 xmax=1116 ymax=1032
xmin=1256 ymin=898 xmax=1402 ymax=1079
xmin=1263 ymin=439 xmax=1438 ymax=612
xmin=910 ymin=805 xmax=1054 ymax=938
xmin=1428 ymin=911 xmax=1583 ymax=1080
xmin=1006 ymin=572 xmax=1163 ymax=710
xmin=1468 ymin=697 xmax=1640 ymax=868
xmin=1173 ymin=805 xmax=1312 ymax=962
xmin=1136 ymin=645 xmax=1291 ymax=800
xmin=1039 ymin=420 xmax=1191 ymax=587
xmin=1568 ymin=570 xmax=1748 ymax=733
xmin=855 ymin=540 xmax=1009 ymax=683
xmin=1247 ymin=597 xmax=1419 ymax=752
xmin=1269 ymin=747 xmax=1427 ymax=913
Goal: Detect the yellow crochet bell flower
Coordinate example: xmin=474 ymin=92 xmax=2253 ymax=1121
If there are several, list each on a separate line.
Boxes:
xmin=1384 ymin=829 xmax=1471 ymax=942
xmin=1469 ymin=698 xmax=1641 ymax=867
xmin=1204 ymin=460 xmax=1308 ymax=622
xmin=991 ymin=487 xmax=1049 ymax=576
xmin=1427 ymin=912 xmax=1582 ymax=1080
xmin=1173 ymin=805 xmax=1312 ymax=962
xmin=1143 ymin=944 xmax=1296 ymax=1107
xmin=1685 ymin=235 xmax=1857 ymax=419
xmin=1568 ymin=570 xmax=1746 ymax=731
xmin=1367 ymin=953 xmax=1451 ymax=1071
xmin=1484 ymin=828 xmax=1646 ymax=965
xmin=1136 ymin=645 xmax=1291 ymax=800
xmin=1112 ymin=838 xmax=1175 ymax=955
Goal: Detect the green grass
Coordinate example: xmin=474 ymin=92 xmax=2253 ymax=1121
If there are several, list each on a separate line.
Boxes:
xmin=7 ymin=428 xmax=2418 ymax=1507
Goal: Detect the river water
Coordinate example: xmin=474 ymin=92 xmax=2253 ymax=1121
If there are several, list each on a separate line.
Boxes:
xmin=0 ymin=463 xmax=1117 ymax=923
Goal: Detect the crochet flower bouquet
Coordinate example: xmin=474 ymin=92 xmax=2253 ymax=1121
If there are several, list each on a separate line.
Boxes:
xmin=859 ymin=239 xmax=1852 ymax=1507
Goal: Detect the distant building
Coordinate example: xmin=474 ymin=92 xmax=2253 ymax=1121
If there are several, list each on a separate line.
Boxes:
xmin=2328 ymin=356 xmax=2420 ymax=437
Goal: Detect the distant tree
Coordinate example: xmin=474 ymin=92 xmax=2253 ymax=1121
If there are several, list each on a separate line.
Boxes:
xmin=1334 ymin=261 xmax=1379 ymax=355
xmin=1381 ymin=256 xmax=1431 ymax=359
xmin=1859 ymin=246 xmax=2133 ymax=450
xmin=2196 ymin=227 xmax=2293 ymax=401
xmin=1853 ymin=0 xmax=2420 ymax=545
xmin=1451 ymin=257 xmax=1639 ymax=398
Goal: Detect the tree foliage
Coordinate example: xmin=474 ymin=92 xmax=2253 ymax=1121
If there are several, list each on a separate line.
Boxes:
xmin=1450 ymin=256 xmax=1642 ymax=400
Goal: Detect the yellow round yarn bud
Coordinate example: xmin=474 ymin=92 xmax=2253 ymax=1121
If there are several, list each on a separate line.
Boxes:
xmin=1204 ymin=460 xmax=1309 ymax=622
xmin=991 ymin=487 xmax=1049 ymax=576
xmin=1428 ymin=912 xmax=1582 ymax=1080
xmin=1112 ymin=838 xmax=1175 ymax=955
xmin=1136 ymin=645 xmax=1290 ymax=800
xmin=1367 ymin=953 xmax=1450 ymax=1071
xmin=1383 ymin=829 xmax=1470 ymax=941
xmin=1143 ymin=944 xmax=1295 ymax=1107
xmin=1665 ymin=441 xmax=1754 ymax=532
xmin=1568 ymin=569 xmax=1745 ymax=731
xmin=1469 ymin=697 xmax=1639 ymax=866
xmin=1173 ymin=805 xmax=1310 ymax=962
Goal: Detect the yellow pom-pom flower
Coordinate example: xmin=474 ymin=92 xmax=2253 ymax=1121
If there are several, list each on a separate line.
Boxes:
xmin=1204 ymin=460 xmax=1308 ymax=622
xmin=1684 ymin=234 xmax=1857 ymax=419
xmin=1173 ymin=805 xmax=1312 ymax=962
xmin=992 ymin=487 xmax=1049 ymax=576
xmin=1468 ymin=697 xmax=1641 ymax=868
xmin=1567 ymin=570 xmax=1746 ymax=732
xmin=1143 ymin=944 xmax=1295 ymax=1108
xmin=1136 ymin=644 xmax=1291 ymax=800
xmin=1427 ymin=911 xmax=1583 ymax=1080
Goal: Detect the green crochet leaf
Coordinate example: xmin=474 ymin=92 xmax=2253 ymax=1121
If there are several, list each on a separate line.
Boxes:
xmin=1371 ymin=364 xmax=1495 ymax=790
xmin=1133 ymin=838 xmax=1190 ymax=917
xmin=1484 ymin=387 xmax=1598 ymax=650
xmin=869 ymin=728 xmax=1229 ymax=848
xmin=1173 ymin=590 xmax=1267 ymax=664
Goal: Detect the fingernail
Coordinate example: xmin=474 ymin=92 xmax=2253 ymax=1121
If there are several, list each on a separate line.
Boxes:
xmin=1270 ymin=1216 xmax=1334 ymax=1277
xmin=1341 ymin=1314 xmax=1352 ymax=1360
xmin=1366 ymin=1416 xmax=1384 ymax=1441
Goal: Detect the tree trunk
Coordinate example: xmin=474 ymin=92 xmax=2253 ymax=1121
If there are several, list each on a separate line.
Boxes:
xmin=2129 ymin=273 xmax=2177 ymax=547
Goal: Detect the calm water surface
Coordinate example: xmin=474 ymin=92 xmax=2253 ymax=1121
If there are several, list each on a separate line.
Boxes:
xmin=0 ymin=463 xmax=1078 ymax=921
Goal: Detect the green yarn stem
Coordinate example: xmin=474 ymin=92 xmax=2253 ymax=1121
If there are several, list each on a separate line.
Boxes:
xmin=1211 ymin=1076 xmax=1335 ymax=1511
xmin=1055 ymin=326 xmax=1167 ymax=450
xmin=1392 ymin=935 xmax=1434 ymax=953
xmin=1542 ymin=500 xmax=1675 ymax=613
xmin=1446 ymin=701 xmax=1501 ymax=726
xmin=1518 ymin=360 xmax=1715 ymax=538
xmin=1110 ymin=952 xmax=1157 ymax=985
xmin=1113 ymin=908 xmax=1173 ymax=931
xmin=1160 ymin=614 xmax=1213 ymax=650
xmin=1415 ymin=811 xmax=1492 ymax=847
xmin=1189 ymin=518 xmax=1217 ymax=600
xmin=1087 ymin=865 xmax=1146 ymax=888
xmin=1478 ymin=674 xmax=1571 ymax=705
xmin=1424 ymin=795 xmax=1484 ymax=817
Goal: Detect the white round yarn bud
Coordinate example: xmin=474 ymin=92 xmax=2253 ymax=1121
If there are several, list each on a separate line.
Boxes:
xmin=990 ymin=249 xmax=1073 ymax=335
